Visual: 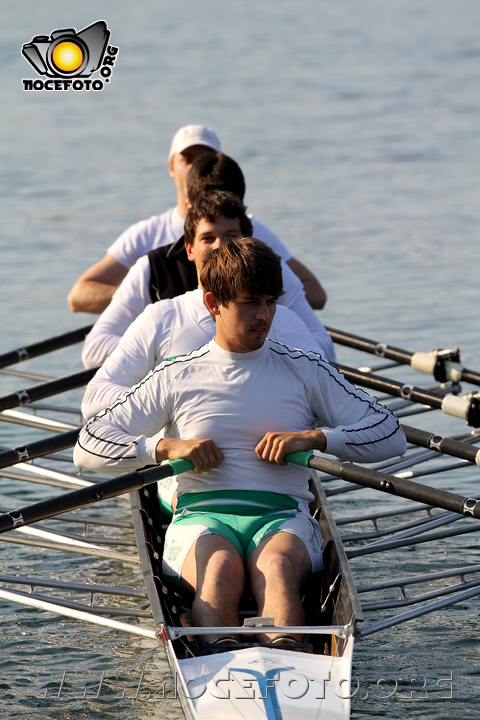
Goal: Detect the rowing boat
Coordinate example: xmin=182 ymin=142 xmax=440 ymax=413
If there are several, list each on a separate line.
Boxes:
xmin=131 ymin=474 xmax=363 ymax=719
xmin=0 ymin=325 xmax=479 ymax=718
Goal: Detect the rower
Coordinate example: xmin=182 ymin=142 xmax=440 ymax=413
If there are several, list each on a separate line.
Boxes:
xmin=81 ymin=189 xmax=335 ymax=369
xmin=67 ymin=124 xmax=325 ymax=314
xmin=82 ymin=191 xmax=328 ymax=419
xmin=81 ymin=190 xmax=331 ymax=519
xmin=80 ymin=191 xmax=329 ymax=518
xmin=74 ymin=238 xmax=407 ymax=646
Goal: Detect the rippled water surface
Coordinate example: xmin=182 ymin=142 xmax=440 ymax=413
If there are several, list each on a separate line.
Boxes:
xmin=1 ymin=1 xmax=479 ymax=718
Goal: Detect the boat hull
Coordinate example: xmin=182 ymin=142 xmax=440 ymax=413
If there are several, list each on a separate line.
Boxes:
xmin=169 ymin=639 xmax=354 ymax=719
xmin=130 ymin=475 xmax=362 ymax=720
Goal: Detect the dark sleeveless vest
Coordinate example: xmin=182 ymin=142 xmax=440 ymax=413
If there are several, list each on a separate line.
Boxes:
xmin=147 ymin=236 xmax=198 ymax=303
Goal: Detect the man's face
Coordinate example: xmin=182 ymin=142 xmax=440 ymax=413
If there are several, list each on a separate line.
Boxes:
xmin=186 ymin=215 xmax=243 ymax=279
xmin=209 ymin=292 xmax=278 ymax=354
xmin=168 ymin=145 xmax=214 ymax=202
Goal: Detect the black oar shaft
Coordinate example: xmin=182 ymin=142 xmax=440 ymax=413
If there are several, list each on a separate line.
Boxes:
xmin=0 ymin=326 xmax=93 ymax=369
xmin=303 ymin=455 xmax=480 ymax=519
xmin=0 ymin=429 xmax=81 ymax=470
xmin=401 ymin=425 xmax=480 ymax=467
xmin=461 ymin=369 xmax=480 ymax=385
xmin=336 ymin=364 xmax=443 ymax=407
xmin=0 ymin=460 xmax=191 ymax=534
xmin=0 ymin=368 xmax=99 ymax=413
xmin=336 ymin=363 xmax=480 ymax=427
xmin=327 ymin=326 xmax=413 ymax=364
xmin=327 ymin=326 xmax=480 ymax=387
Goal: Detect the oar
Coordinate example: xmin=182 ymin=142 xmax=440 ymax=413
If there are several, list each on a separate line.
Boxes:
xmin=2 ymin=449 xmax=477 ymax=532
xmin=0 ymin=459 xmax=194 ymax=534
xmin=0 ymin=368 xmax=99 ymax=413
xmin=0 ymin=326 xmax=93 ymax=369
xmin=327 ymin=326 xmax=480 ymax=387
xmin=285 ymin=452 xmax=480 ymax=519
xmin=336 ymin=363 xmax=480 ymax=427
xmin=0 ymin=428 xmax=81 ymax=470
xmin=401 ymin=425 xmax=480 ymax=467
xmin=0 ymin=420 xmax=477 ymax=474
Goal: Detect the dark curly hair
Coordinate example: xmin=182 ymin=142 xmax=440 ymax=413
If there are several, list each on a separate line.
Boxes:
xmin=184 ymin=190 xmax=253 ymax=246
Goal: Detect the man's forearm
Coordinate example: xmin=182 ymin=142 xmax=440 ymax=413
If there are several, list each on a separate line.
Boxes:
xmin=68 ymin=253 xmax=129 ymax=313
xmin=286 ymin=258 xmax=327 ymax=310
xmin=300 ymin=275 xmax=327 ymax=310
xmin=68 ymin=280 xmax=117 ymax=314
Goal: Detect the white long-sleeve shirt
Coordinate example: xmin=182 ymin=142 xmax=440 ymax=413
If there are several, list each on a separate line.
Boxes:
xmin=75 ymin=339 xmax=406 ymax=502
xmin=82 ymin=257 xmax=336 ymax=368
xmin=82 ymin=249 xmax=335 ymax=369
xmin=82 ymin=291 xmax=325 ymax=419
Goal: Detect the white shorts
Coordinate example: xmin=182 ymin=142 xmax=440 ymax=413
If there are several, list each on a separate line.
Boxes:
xmin=161 ymin=494 xmax=323 ymax=591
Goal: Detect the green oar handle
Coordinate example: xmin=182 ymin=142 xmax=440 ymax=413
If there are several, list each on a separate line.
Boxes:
xmin=285 ymin=452 xmax=480 ymax=520
xmin=2 ymin=423 xmax=477 ymax=475
xmin=284 ymin=451 xmax=314 ymax=467
xmin=168 ymin=458 xmax=194 ymax=474
xmin=0 ymin=458 xmax=194 ymax=535
xmin=0 ymin=439 xmax=196 ymax=474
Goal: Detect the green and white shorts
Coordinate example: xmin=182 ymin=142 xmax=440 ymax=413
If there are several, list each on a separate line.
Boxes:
xmin=157 ymin=476 xmax=178 ymax=520
xmin=162 ymin=489 xmax=323 ymax=592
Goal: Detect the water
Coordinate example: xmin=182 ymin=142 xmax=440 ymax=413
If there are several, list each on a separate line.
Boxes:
xmin=1 ymin=1 xmax=479 ymax=717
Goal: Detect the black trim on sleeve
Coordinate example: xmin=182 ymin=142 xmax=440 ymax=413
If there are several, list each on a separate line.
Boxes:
xmin=268 ymin=341 xmax=403 ymax=448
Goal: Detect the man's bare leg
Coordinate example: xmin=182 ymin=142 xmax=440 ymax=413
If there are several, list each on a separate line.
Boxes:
xmin=247 ymin=532 xmax=312 ymax=642
xmin=181 ymin=534 xmax=245 ymax=643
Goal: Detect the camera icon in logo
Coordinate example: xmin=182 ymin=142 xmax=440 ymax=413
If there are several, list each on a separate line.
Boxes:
xmin=22 ymin=21 xmax=110 ymax=78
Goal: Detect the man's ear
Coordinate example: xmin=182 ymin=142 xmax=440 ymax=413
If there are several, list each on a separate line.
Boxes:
xmin=204 ymin=291 xmax=220 ymax=316
xmin=185 ymin=198 xmax=192 ymax=212
xmin=185 ymin=241 xmax=195 ymax=262
xmin=168 ymin=157 xmax=175 ymax=177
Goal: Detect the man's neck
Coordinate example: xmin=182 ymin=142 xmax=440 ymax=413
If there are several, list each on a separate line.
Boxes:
xmin=176 ymin=192 xmax=187 ymax=218
xmin=213 ymin=333 xmax=266 ymax=355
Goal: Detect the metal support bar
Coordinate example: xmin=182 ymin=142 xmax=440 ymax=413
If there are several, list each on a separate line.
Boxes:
xmin=361 ymin=577 xmax=480 ymax=612
xmin=358 ymin=585 xmax=480 ymax=638
xmin=356 ymin=564 xmax=480 ymax=593
xmin=347 ymin=522 xmax=480 ymax=558
xmin=0 ymin=573 xmax=147 ymax=597
xmin=0 ymin=588 xmax=156 ymax=640
xmin=167 ymin=624 xmax=352 ymax=640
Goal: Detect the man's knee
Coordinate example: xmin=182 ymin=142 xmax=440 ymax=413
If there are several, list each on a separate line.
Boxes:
xmin=251 ymin=533 xmax=312 ymax=588
xmin=203 ymin=546 xmax=244 ymax=585
xmin=259 ymin=551 xmax=298 ymax=583
xmin=193 ymin=535 xmax=245 ymax=598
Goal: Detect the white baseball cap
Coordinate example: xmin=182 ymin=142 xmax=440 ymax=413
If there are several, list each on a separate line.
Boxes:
xmin=168 ymin=124 xmax=221 ymax=159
